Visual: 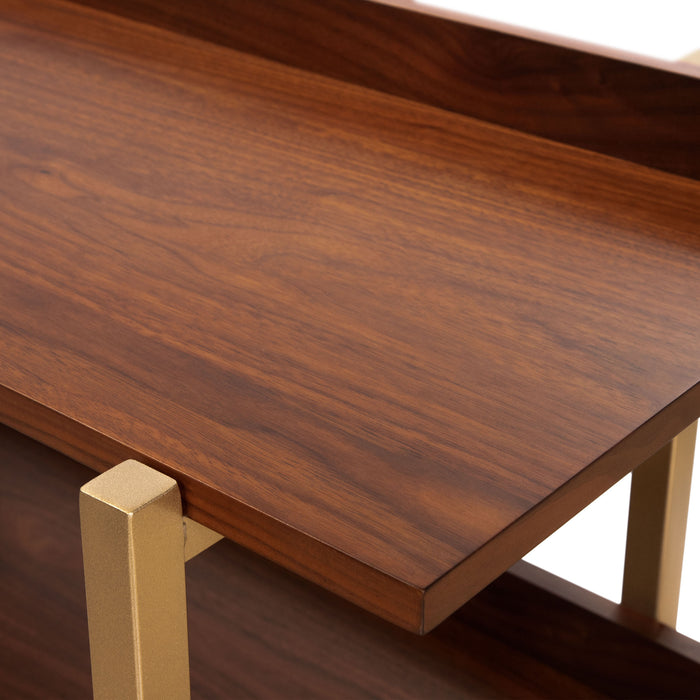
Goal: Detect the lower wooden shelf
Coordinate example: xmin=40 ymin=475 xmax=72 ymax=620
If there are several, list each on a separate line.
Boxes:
xmin=2 ymin=423 xmax=699 ymax=699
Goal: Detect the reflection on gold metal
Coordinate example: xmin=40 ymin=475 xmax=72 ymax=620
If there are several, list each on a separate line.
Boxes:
xmin=681 ymin=49 xmax=700 ymax=66
xmin=622 ymin=421 xmax=698 ymax=627
xmin=80 ymin=460 xmax=221 ymax=700
xmin=184 ymin=516 xmax=223 ymax=561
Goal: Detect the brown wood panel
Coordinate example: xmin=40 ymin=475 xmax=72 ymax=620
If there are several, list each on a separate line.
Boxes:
xmin=465 ymin=561 xmax=700 ymax=699
xmin=68 ymin=0 xmax=700 ymax=179
xmin=5 ymin=424 xmax=700 ymax=699
xmin=0 ymin=429 xmax=93 ymax=699
xmin=0 ymin=0 xmax=699 ymax=632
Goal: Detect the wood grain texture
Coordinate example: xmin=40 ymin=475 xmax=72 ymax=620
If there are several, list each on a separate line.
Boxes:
xmin=466 ymin=561 xmax=700 ymax=699
xmin=0 ymin=0 xmax=699 ymax=632
xmin=4 ymin=424 xmax=700 ymax=699
xmin=0 ymin=430 xmax=92 ymax=699
xmin=68 ymin=0 xmax=700 ymax=179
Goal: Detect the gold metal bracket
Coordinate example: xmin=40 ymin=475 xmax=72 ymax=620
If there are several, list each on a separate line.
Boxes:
xmin=80 ymin=460 xmax=223 ymax=700
xmin=622 ymin=420 xmax=698 ymax=627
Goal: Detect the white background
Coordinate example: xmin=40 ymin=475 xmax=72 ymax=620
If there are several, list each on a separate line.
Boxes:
xmin=378 ymin=0 xmax=700 ymax=76
xmin=416 ymin=0 xmax=700 ymax=60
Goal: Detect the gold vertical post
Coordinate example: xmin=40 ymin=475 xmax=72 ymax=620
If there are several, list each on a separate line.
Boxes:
xmin=80 ymin=460 xmax=221 ymax=700
xmin=622 ymin=421 xmax=698 ymax=627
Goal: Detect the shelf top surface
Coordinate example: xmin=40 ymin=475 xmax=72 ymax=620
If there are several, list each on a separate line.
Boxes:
xmin=1 ymin=0 xmax=699 ymax=632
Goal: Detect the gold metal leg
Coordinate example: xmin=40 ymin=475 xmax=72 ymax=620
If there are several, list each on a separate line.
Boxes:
xmin=622 ymin=421 xmax=698 ymax=627
xmin=80 ymin=460 xmax=222 ymax=700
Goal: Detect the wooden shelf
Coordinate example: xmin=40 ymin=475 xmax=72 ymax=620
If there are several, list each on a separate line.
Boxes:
xmin=3 ymin=424 xmax=700 ymax=698
xmin=67 ymin=0 xmax=700 ymax=179
xmin=1 ymin=0 xmax=698 ymax=634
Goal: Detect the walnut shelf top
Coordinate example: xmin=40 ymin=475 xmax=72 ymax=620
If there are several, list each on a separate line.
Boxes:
xmin=1 ymin=0 xmax=698 ymax=633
